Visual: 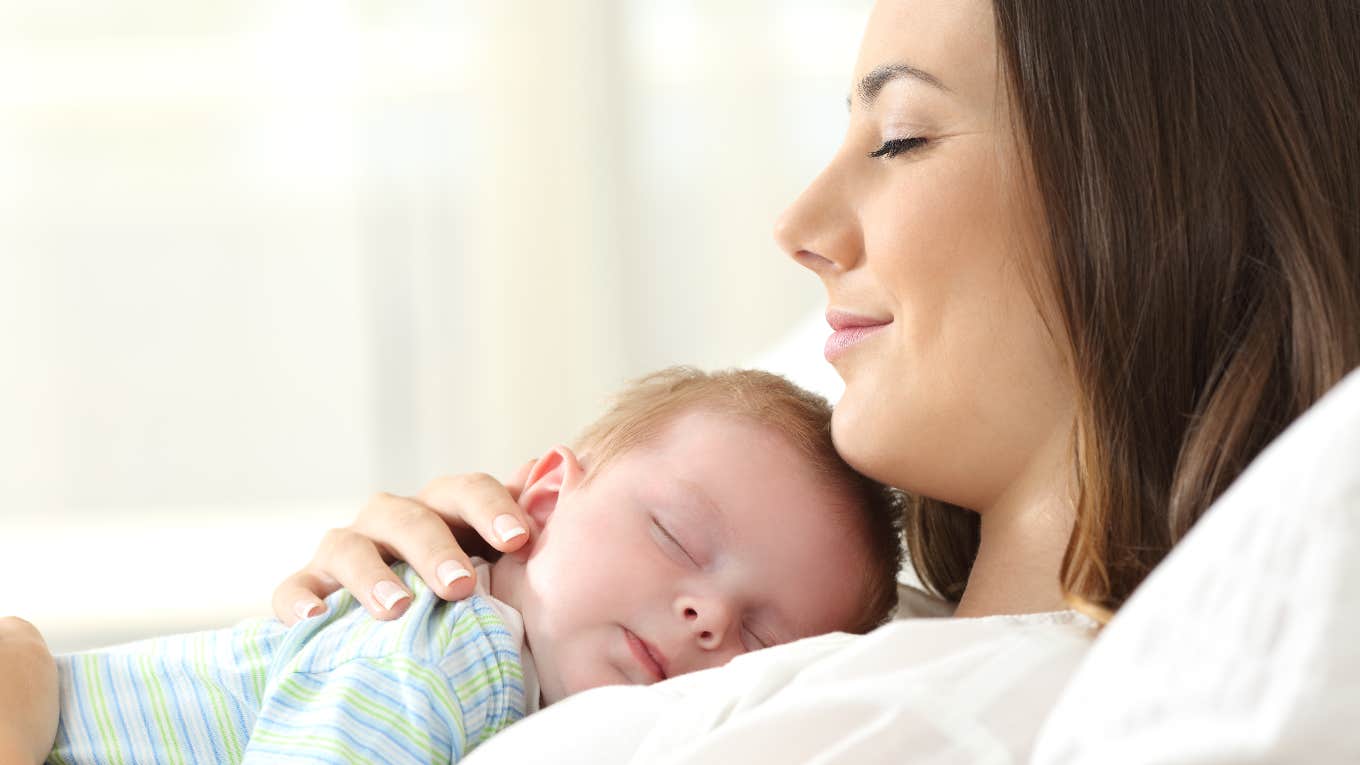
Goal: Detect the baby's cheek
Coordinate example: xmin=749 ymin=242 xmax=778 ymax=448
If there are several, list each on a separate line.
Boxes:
xmin=542 ymin=632 xmax=631 ymax=705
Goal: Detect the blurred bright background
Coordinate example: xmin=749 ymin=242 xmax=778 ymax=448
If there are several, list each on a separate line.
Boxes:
xmin=0 ymin=0 xmax=869 ymax=651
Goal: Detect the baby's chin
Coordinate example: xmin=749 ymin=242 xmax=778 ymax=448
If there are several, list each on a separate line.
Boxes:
xmin=539 ymin=670 xmax=600 ymax=707
xmin=538 ymin=682 xmax=566 ymax=707
xmin=550 ymin=658 xmax=651 ymax=705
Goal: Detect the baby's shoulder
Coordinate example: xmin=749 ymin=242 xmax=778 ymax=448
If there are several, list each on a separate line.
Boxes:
xmin=390 ymin=562 xmax=523 ymax=660
xmin=283 ymin=563 xmax=522 ymax=676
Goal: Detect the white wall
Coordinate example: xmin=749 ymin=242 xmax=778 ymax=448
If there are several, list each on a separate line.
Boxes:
xmin=0 ymin=0 xmax=869 ymax=651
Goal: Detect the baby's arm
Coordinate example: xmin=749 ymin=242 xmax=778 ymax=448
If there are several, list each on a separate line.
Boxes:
xmin=240 ymin=655 xmax=466 ymax=765
xmin=244 ymin=566 xmax=527 ymax=764
xmin=0 ymin=617 xmax=58 ymax=765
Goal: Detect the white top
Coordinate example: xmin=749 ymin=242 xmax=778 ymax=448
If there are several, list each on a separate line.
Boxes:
xmin=466 ymin=611 xmax=1094 ymax=764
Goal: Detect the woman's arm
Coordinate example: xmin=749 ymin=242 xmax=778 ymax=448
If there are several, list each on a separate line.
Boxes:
xmin=271 ymin=463 xmax=536 ymax=625
xmin=0 ymin=617 xmax=58 ymax=765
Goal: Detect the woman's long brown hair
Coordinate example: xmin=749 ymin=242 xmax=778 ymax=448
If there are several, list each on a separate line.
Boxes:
xmin=906 ymin=1 xmax=1360 ymax=617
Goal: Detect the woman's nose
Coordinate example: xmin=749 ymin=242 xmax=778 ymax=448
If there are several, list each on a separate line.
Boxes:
xmin=772 ymin=159 xmax=862 ymax=275
xmin=678 ymin=597 xmax=734 ymax=651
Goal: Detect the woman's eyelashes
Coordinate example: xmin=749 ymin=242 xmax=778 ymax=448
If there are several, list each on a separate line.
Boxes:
xmin=868 ymin=135 xmax=928 ymax=159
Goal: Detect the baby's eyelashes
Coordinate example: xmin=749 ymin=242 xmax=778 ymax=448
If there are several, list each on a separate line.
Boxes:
xmin=741 ymin=625 xmax=772 ymax=651
xmin=649 ymin=518 xmax=698 ymax=566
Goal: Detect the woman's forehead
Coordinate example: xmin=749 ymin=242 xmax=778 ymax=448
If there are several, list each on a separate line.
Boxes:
xmin=853 ymin=0 xmax=999 ymax=113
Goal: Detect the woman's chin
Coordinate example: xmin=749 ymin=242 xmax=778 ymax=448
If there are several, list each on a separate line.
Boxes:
xmin=830 ymin=396 xmax=901 ymax=487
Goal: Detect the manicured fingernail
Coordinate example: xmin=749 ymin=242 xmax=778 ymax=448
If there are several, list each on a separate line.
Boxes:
xmin=293 ymin=600 xmax=323 ymax=621
xmin=373 ymin=580 xmax=410 ymax=611
xmin=437 ymin=560 xmax=472 ymax=587
xmin=494 ymin=514 xmax=527 ymax=543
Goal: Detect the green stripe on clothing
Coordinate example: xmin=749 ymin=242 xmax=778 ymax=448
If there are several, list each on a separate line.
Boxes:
xmin=452 ymin=662 xmax=508 ymax=702
xmin=241 ymin=621 xmax=268 ymax=700
xmin=138 ymin=655 xmax=188 ymax=765
xmin=273 ymin=673 xmax=443 ymax=762
xmin=79 ymin=654 xmax=126 ymax=764
xmin=250 ymin=727 xmax=367 ymax=765
xmin=391 ymin=657 xmax=471 ymax=736
xmin=194 ymin=635 xmax=244 ymax=762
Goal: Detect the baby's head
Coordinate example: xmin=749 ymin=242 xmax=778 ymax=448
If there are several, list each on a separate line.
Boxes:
xmin=490 ymin=367 xmax=903 ymax=704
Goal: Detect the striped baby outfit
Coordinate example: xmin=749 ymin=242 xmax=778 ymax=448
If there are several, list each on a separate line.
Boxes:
xmin=49 ymin=560 xmax=539 ymax=764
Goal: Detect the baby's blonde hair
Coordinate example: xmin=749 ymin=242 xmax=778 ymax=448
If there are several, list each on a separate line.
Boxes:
xmin=573 ymin=366 xmax=904 ymax=633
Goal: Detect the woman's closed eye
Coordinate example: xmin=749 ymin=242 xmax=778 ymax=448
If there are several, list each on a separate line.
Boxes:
xmin=868 ymin=135 xmax=928 ymax=159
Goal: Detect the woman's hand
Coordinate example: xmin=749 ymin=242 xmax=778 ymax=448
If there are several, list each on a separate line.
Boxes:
xmin=0 ymin=617 xmax=59 ymax=765
xmin=271 ymin=463 xmax=537 ymax=625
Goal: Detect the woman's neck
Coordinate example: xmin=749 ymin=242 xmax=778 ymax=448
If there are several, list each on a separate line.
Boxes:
xmin=953 ymin=501 xmax=1073 ymax=617
xmin=952 ymin=424 xmax=1077 ymax=618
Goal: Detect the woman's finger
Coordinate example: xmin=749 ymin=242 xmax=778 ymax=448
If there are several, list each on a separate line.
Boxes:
xmin=270 ymin=567 xmax=341 ymax=626
xmin=349 ymin=492 xmax=481 ymax=603
xmin=268 ymin=474 xmax=529 ymax=625
xmin=415 ymin=472 xmax=534 ymax=557
xmin=308 ymin=524 xmax=423 ymax=621
xmin=318 ymin=524 xmax=424 ymax=619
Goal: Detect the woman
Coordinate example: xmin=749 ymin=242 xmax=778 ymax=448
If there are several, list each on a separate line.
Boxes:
xmin=262 ymin=0 xmax=1349 ymax=751
xmin=7 ymin=0 xmax=1344 ymax=761
xmin=278 ymin=0 xmax=1358 ymax=759
xmin=279 ymin=0 xmax=1360 ymax=610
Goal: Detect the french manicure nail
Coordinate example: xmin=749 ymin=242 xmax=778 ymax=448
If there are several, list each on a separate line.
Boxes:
xmin=494 ymin=514 xmax=527 ymax=543
xmin=373 ymin=580 xmax=410 ymax=611
xmin=293 ymin=600 xmax=323 ymax=621
xmin=437 ymin=560 xmax=472 ymax=588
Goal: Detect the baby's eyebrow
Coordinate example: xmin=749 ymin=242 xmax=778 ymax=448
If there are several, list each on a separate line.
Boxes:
xmin=666 ymin=476 xmax=729 ymax=538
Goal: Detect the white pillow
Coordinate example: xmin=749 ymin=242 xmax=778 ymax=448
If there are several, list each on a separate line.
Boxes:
xmin=1032 ymin=367 xmax=1360 ymax=763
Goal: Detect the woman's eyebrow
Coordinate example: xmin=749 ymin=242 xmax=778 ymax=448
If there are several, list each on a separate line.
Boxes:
xmin=846 ymin=62 xmax=951 ymax=112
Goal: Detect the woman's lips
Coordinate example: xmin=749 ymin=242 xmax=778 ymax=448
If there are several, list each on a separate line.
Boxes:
xmin=821 ymin=322 xmax=886 ymax=362
xmin=824 ymin=319 xmax=891 ymax=362
xmin=623 ymin=628 xmax=668 ymax=683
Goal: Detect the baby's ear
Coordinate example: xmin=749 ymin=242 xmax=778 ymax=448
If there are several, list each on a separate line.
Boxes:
xmin=517 ymin=446 xmax=586 ymax=530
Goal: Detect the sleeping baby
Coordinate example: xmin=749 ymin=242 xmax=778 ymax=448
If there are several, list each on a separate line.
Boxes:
xmin=40 ymin=366 xmax=904 ymax=764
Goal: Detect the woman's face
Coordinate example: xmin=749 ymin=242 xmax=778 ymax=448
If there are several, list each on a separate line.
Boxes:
xmin=775 ymin=0 xmax=1073 ymax=510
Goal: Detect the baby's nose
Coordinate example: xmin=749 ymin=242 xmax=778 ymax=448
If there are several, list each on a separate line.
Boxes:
xmin=678 ymin=597 xmax=735 ymax=651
